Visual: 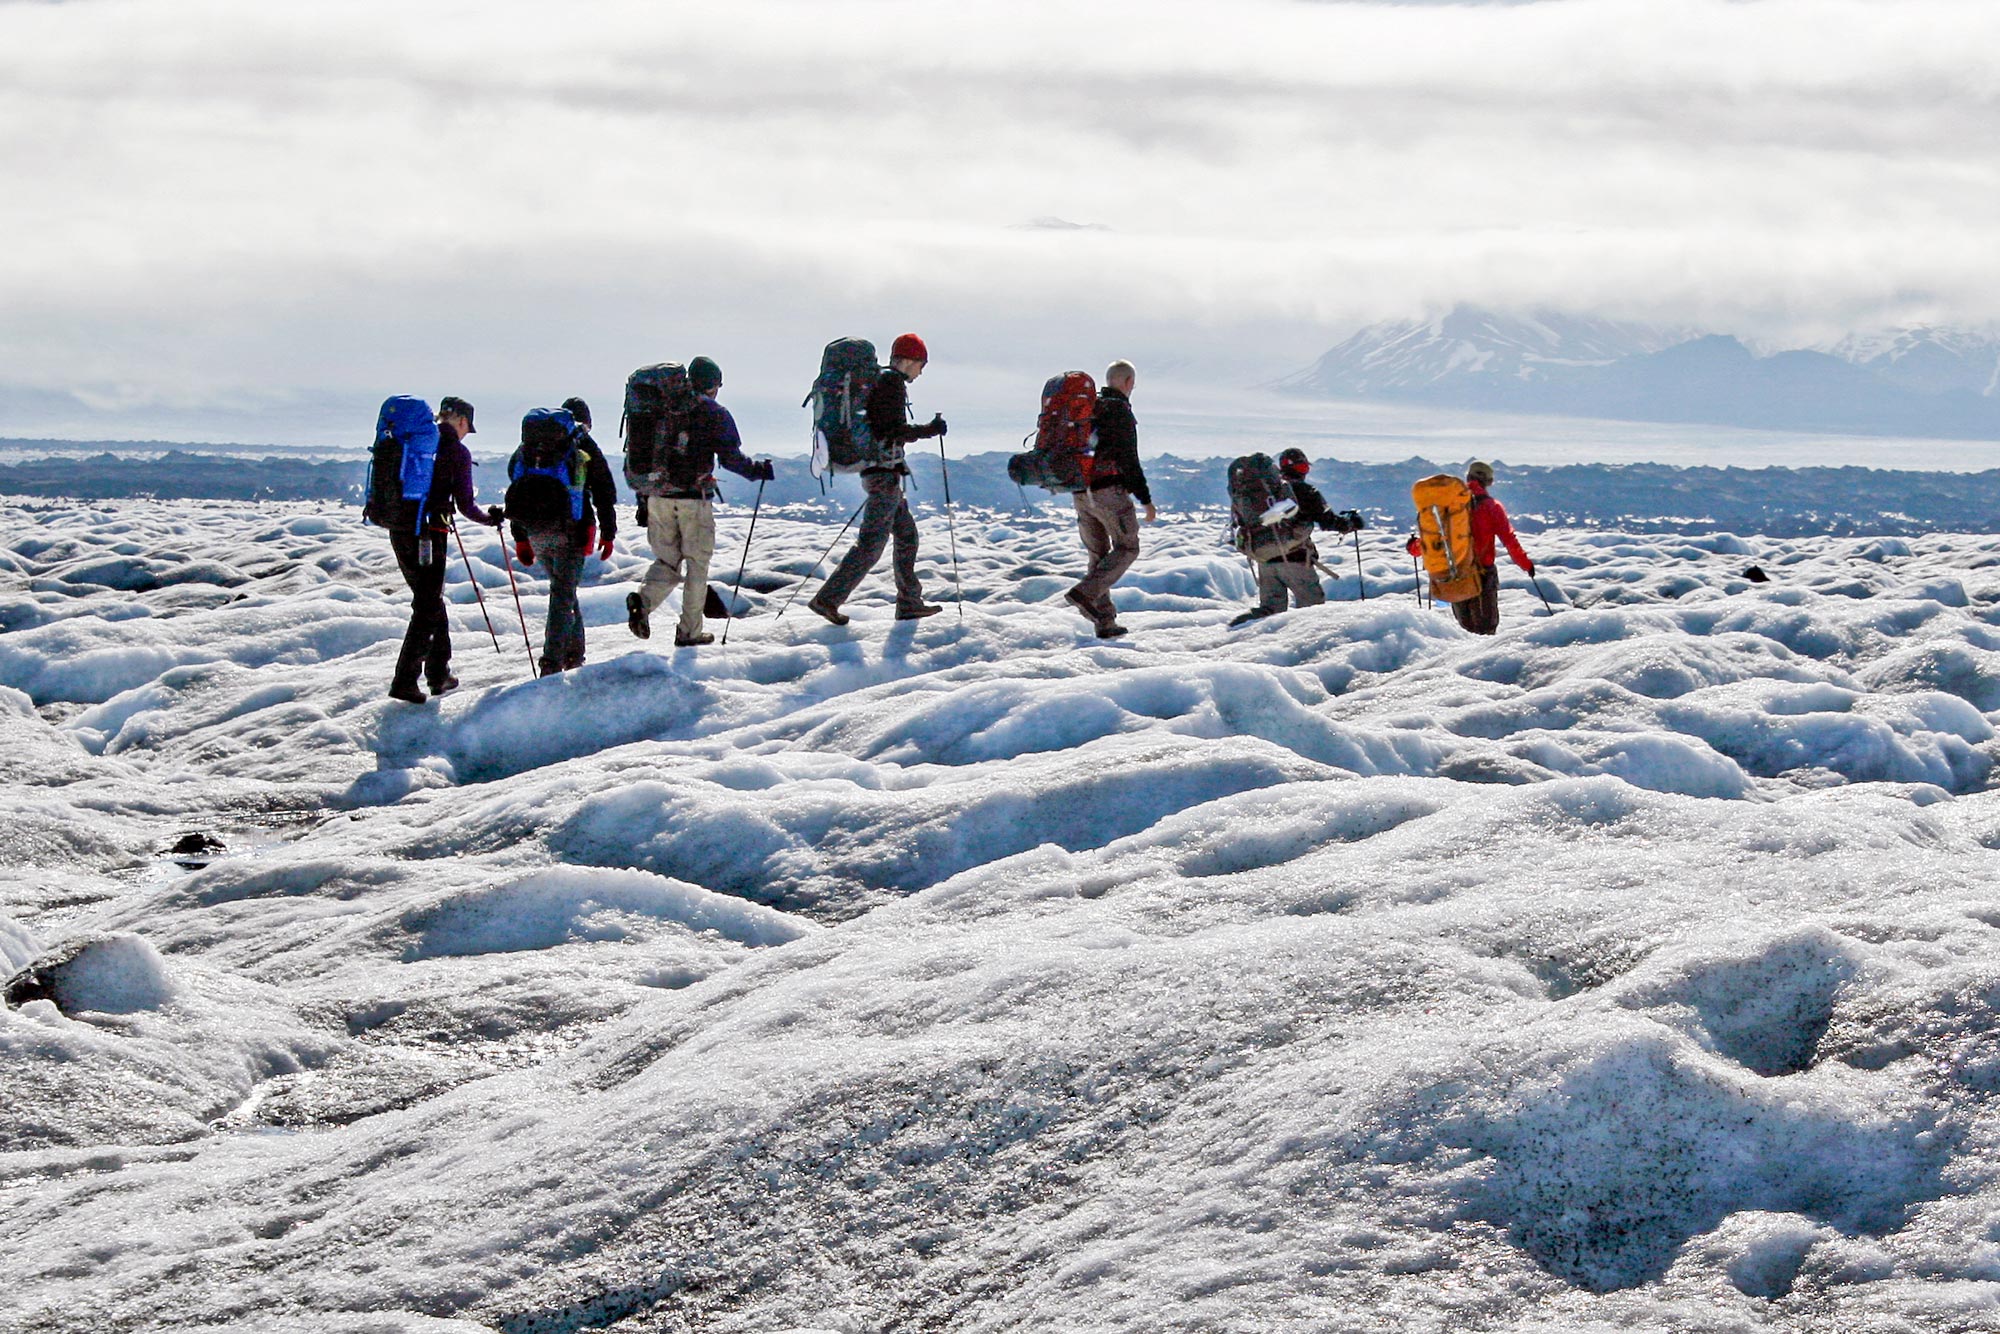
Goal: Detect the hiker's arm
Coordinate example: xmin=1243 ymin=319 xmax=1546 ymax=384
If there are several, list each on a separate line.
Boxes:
xmin=1494 ymin=501 xmax=1532 ymax=571
xmin=583 ymin=439 xmax=617 ymax=543
xmin=448 ymin=441 xmax=494 ymax=526
xmin=1096 ymin=402 xmax=1150 ymax=506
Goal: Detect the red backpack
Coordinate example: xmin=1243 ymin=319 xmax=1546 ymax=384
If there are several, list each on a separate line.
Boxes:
xmin=1006 ymin=371 xmax=1097 ymax=494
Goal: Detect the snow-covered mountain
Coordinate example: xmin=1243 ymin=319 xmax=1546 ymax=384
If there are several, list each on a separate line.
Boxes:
xmin=1826 ymin=326 xmax=2000 ymax=398
xmin=1284 ymin=306 xmax=1689 ymax=398
xmin=1287 ymin=308 xmax=2000 ymax=440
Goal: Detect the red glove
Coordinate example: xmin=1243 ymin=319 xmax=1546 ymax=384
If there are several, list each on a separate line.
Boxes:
xmin=596 ymin=536 xmax=615 ymax=560
xmin=515 ymin=538 xmax=535 ymax=566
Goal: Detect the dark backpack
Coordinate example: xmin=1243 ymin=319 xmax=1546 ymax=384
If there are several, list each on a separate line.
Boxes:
xmin=1007 ymin=371 xmax=1097 ymax=494
xmin=806 ymin=338 xmax=887 ymax=475
xmin=506 ymin=409 xmax=586 ymax=527
xmin=363 ymin=396 xmax=441 ymax=531
xmin=622 ymin=364 xmax=701 ymax=496
xmin=1228 ymin=453 xmax=1305 ymax=555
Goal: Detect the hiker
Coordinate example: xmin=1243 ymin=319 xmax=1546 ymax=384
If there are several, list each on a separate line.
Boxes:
xmin=807 ymin=333 xmax=946 ymax=625
xmin=626 ymin=357 xmax=774 ymax=646
xmin=1063 ymin=359 xmax=1154 ymax=639
xmin=1406 ymin=459 xmax=1532 ymax=635
xmin=505 ymin=403 xmax=618 ymax=676
xmin=388 ymin=396 xmax=502 ymax=703
xmin=1228 ymin=449 xmax=1363 ymax=625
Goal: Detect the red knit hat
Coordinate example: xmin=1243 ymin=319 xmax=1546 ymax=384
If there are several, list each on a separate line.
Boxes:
xmin=890 ymin=332 xmax=929 ymax=364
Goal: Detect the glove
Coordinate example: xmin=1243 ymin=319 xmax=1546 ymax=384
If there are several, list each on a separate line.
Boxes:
xmin=515 ymin=538 xmax=535 ymax=566
xmin=749 ymin=458 xmax=775 ymax=482
xmin=486 ymin=505 xmax=505 ymax=527
xmin=926 ymin=414 xmax=948 ymax=438
xmin=634 ymin=498 xmax=649 ymax=527
xmin=597 ymin=536 xmax=615 ymax=561
xmin=1342 ymin=510 xmax=1366 ymax=532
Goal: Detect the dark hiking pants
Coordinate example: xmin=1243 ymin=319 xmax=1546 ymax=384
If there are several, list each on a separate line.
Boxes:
xmin=1071 ymin=485 xmax=1140 ymax=626
xmin=527 ymin=525 xmax=586 ymax=674
xmin=391 ymin=527 xmax=452 ymax=690
xmin=1452 ymin=563 xmax=1501 ymax=635
xmin=817 ymin=470 xmax=924 ymax=613
xmin=1255 ymin=550 xmax=1326 ymax=614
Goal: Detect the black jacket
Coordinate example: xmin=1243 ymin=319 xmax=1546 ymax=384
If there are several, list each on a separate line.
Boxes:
xmin=577 ymin=431 xmax=619 ymax=542
xmin=865 ymin=368 xmax=940 ymax=471
xmin=1088 ymin=386 xmax=1150 ymax=506
xmin=1290 ymin=478 xmax=1354 ymax=534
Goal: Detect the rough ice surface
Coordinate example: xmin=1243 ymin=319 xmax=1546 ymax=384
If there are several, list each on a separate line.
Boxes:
xmin=5 ymin=496 xmax=2000 ymax=1331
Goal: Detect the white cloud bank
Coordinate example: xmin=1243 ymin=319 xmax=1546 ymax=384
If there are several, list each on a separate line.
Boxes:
xmin=3 ymin=0 xmax=1997 ymax=445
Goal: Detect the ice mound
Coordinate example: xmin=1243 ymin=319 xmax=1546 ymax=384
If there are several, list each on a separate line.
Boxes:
xmin=1416 ymin=1022 xmax=1946 ymax=1291
xmin=2 ymin=939 xmax=335 ymax=1149
xmin=1861 ymin=640 xmax=2000 ymax=711
xmin=5 ymin=932 xmax=178 ymax=1014
xmin=0 ymin=912 xmax=42 ymax=972
xmin=401 ymin=868 xmax=812 ymax=960
xmin=1666 ymin=1210 xmax=1838 ymax=1299
xmin=1615 ymin=927 xmax=1856 ymax=1076
xmin=547 ymin=737 xmax=1329 ymax=916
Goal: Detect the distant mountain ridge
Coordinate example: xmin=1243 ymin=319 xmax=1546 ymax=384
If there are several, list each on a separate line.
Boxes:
xmin=1286 ymin=307 xmax=2000 ymax=440
xmin=6 ymin=447 xmax=1998 ymax=539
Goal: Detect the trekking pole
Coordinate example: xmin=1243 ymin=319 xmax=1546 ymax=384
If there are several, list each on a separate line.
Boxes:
xmin=1411 ymin=551 xmax=1423 ymax=608
xmin=1352 ymin=526 xmax=1368 ymax=600
xmin=452 ymin=523 xmax=502 ymax=655
xmin=720 ymin=479 xmax=764 ymax=646
xmin=938 ymin=435 xmax=965 ymax=621
xmin=776 ymin=501 xmax=865 ymax=619
xmin=1530 ymin=571 xmax=1557 ymax=616
xmin=496 ymin=531 xmax=537 ymax=677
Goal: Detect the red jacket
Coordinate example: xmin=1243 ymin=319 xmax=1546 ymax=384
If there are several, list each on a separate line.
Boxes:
xmin=1469 ymin=480 xmax=1532 ymax=571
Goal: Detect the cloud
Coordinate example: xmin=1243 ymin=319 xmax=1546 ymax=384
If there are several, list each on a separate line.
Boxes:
xmin=3 ymin=0 xmax=1998 ymax=444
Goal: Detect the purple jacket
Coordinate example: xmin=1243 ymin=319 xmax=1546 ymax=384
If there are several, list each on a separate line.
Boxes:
xmin=424 ymin=423 xmax=494 ymax=529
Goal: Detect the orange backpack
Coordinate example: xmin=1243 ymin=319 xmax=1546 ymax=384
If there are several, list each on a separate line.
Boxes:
xmin=1412 ymin=474 xmax=1483 ymax=603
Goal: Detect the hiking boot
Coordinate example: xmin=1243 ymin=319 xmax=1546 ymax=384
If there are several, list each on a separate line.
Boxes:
xmin=427 ymin=674 xmax=459 ymax=696
xmin=806 ymin=596 xmax=849 ymax=627
xmin=1228 ymin=607 xmax=1274 ymax=628
xmin=1062 ymin=588 xmax=1099 ymax=623
xmin=1096 ymin=623 xmax=1129 ymax=639
xmin=387 ymin=682 xmax=427 ymax=704
xmin=674 ymin=630 xmax=715 ymax=647
xmin=896 ymin=603 xmax=943 ymax=621
xmin=626 ymin=591 xmax=651 ymax=640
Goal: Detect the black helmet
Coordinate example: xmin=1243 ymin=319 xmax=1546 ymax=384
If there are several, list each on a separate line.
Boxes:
xmin=560 ymin=397 xmax=591 ymax=428
xmin=1278 ymin=447 xmax=1310 ymax=477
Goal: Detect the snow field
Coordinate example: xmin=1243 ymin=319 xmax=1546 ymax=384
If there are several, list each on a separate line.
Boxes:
xmin=6 ymin=496 xmax=2000 ymax=1330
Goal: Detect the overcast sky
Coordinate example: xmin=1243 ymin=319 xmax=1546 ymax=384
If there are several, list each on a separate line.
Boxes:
xmin=4 ymin=0 xmax=1997 ymax=448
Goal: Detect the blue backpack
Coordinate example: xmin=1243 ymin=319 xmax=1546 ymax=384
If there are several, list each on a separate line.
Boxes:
xmin=363 ymin=396 xmax=441 ymax=530
xmin=506 ymin=408 xmax=586 ymax=527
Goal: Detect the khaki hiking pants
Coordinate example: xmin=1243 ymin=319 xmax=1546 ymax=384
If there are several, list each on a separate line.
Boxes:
xmin=1071 ymin=485 xmax=1140 ymax=626
xmin=637 ymin=497 xmax=715 ymax=642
